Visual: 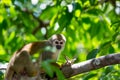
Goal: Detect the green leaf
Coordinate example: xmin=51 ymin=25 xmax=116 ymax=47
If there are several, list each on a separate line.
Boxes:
xmin=83 ymin=73 xmax=97 ymax=80
xmin=58 ymin=7 xmax=73 ymax=28
xmin=109 ymin=45 xmax=114 ymax=53
xmin=0 ymin=71 xmax=4 ymax=80
xmin=87 ymin=8 xmax=102 ymax=15
xmin=40 ymin=6 xmax=58 ymax=20
xmin=89 ymin=0 xmax=96 ymax=5
xmin=73 ymin=2 xmax=82 ymax=11
xmin=0 ymin=20 xmax=7 ymax=29
xmin=65 ymin=0 xmax=72 ymax=4
xmin=104 ymin=66 xmax=113 ymax=75
xmin=11 ymin=0 xmax=15 ymax=4
xmin=100 ymin=41 xmax=111 ymax=49
xmin=25 ymin=34 xmax=37 ymax=42
xmin=41 ymin=60 xmax=54 ymax=77
xmin=99 ymin=41 xmax=112 ymax=56
xmin=86 ymin=49 xmax=99 ymax=60
xmin=118 ymin=42 xmax=120 ymax=48
xmin=88 ymin=22 xmax=100 ymax=38
xmin=52 ymin=66 xmax=65 ymax=80
xmin=82 ymin=17 xmax=91 ymax=24
xmin=5 ymin=31 xmax=15 ymax=46
xmin=56 ymin=70 xmax=65 ymax=80
xmin=112 ymin=32 xmax=119 ymax=41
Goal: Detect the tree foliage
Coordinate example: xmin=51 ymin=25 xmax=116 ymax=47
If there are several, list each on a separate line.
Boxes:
xmin=0 ymin=0 xmax=120 ymax=80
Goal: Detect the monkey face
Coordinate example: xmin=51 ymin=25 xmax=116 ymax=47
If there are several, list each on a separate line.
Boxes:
xmin=53 ymin=39 xmax=65 ymax=50
xmin=49 ymin=34 xmax=66 ymax=51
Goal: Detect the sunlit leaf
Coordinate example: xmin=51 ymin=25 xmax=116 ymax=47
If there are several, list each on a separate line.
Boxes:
xmin=25 ymin=34 xmax=37 ymax=42
xmin=5 ymin=31 xmax=15 ymax=46
xmin=40 ymin=6 xmax=58 ymax=20
xmin=0 ymin=45 xmax=6 ymax=55
xmin=0 ymin=15 xmax=4 ymax=23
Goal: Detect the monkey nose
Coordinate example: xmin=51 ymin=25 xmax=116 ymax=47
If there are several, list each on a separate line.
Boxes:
xmin=56 ymin=45 xmax=61 ymax=49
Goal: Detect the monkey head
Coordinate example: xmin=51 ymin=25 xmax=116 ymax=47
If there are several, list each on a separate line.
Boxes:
xmin=49 ymin=34 xmax=66 ymax=51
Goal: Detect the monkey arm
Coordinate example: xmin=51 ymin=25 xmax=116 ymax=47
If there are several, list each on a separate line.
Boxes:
xmin=21 ymin=40 xmax=50 ymax=55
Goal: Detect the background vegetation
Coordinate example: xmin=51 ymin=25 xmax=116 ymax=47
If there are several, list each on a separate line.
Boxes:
xmin=0 ymin=0 xmax=120 ymax=80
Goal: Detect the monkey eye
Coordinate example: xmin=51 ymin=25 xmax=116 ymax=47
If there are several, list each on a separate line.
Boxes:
xmin=60 ymin=42 xmax=63 ymax=44
xmin=55 ymin=41 xmax=59 ymax=44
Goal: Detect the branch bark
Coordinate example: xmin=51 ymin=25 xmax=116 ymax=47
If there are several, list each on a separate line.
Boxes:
xmin=61 ymin=53 xmax=120 ymax=78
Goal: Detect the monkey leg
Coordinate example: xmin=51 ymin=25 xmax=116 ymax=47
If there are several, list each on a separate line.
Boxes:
xmin=4 ymin=66 xmax=14 ymax=80
xmin=15 ymin=50 xmax=38 ymax=77
xmin=5 ymin=51 xmax=38 ymax=80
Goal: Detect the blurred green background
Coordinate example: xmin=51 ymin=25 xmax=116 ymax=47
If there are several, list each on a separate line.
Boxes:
xmin=0 ymin=0 xmax=120 ymax=80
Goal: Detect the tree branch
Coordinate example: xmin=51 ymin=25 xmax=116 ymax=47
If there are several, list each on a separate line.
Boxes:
xmin=61 ymin=53 xmax=120 ymax=78
xmin=3 ymin=53 xmax=120 ymax=80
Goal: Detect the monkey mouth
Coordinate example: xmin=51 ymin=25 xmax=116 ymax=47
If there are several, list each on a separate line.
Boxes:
xmin=56 ymin=45 xmax=61 ymax=49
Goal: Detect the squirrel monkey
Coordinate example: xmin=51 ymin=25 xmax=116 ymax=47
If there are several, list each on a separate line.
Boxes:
xmin=4 ymin=34 xmax=66 ymax=80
